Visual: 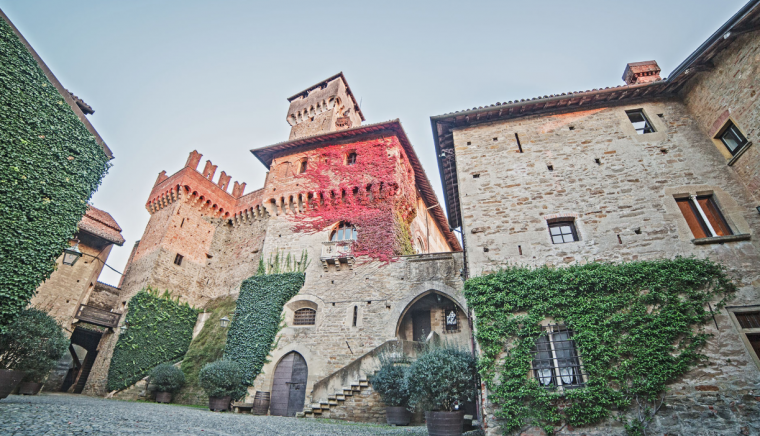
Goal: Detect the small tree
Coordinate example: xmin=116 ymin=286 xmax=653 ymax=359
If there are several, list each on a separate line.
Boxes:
xmin=370 ymin=362 xmax=409 ymax=407
xmin=149 ymin=363 xmax=185 ymax=393
xmin=199 ymin=360 xmax=246 ymax=400
xmin=407 ymin=345 xmax=477 ymax=412
xmin=0 ymin=307 xmax=68 ymax=382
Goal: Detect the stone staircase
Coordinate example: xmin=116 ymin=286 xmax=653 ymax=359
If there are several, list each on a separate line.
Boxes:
xmin=297 ymin=377 xmax=373 ymax=419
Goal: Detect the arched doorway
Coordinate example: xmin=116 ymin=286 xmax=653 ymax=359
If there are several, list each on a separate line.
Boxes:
xmin=396 ymin=291 xmax=470 ymax=346
xmin=270 ymin=351 xmax=308 ymax=417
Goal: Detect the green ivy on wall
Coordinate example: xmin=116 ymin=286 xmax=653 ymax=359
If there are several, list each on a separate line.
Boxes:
xmin=0 ymin=17 xmax=110 ymax=332
xmin=464 ymin=258 xmax=735 ymax=435
xmin=224 ymin=272 xmax=305 ymax=386
xmin=107 ymin=288 xmax=198 ymax=391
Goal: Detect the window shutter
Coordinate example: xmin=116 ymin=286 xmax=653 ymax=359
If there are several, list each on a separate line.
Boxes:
xmin=697 ymin=196 xmax=732 ymax=236
xmin=676 ymin=198 xmax=709 ymax=239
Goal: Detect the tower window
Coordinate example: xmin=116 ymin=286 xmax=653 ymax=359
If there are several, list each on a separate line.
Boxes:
xmin=346 ymin=152 xmax=357 ymax=166
xmin=174 ymin=254 xmax=184 ymax=266
xmin=353 ymin=305 xmax=358 ymax=327
xmin=331 ymin=222 xmax=357 ymax=241
xmin=675 ymin=195 xmax=732 ymax=239
xmin=548 ymin=220 xmax=578 ymax=244
xmin=626 ymin=109 xmax=655 ymax=134
xmin=298 ymin=160 xmax=308 ymax=174
xmin=293 ymin=308 xmax=316 ymax=326
xmin=717 ymin=121 xmax=748 ymax=155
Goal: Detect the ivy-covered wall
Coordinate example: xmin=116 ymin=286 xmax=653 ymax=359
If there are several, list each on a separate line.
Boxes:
xmin=0 ymin=16 xmax=110 ymax=331
xmin=464 ymin=258 xmax=736 ymax=435
xmin=224 ymin=272 xmax=305 ymax=386
xmin=107 ymin=288 xmax=198 ymax=391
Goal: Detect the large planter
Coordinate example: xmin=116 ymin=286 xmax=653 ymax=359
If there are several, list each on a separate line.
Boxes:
xmin=155 ymin=391 xmax=172 ymax=403
xmin=252 ymin=391 xmax=270 ymax=415
xmin=425 ymin=410 xmax=464 ymax=436
xmin=386 ymin=406 xmax=411 ymax=426
xmin=0 ymin=370 xmax=25 ymax=400
xmin=18 ymin=382 xmax=43 ymax=396
xmin=208 ymin=395 xmax=231 ymax=412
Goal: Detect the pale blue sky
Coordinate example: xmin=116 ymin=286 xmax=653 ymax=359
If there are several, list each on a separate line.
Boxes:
xmin=1 ymin=0 xmax=747 ymax=285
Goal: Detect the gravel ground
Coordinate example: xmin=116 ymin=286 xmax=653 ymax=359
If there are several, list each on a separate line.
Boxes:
xmin=0 ymin=393 xmax=434 ymax=435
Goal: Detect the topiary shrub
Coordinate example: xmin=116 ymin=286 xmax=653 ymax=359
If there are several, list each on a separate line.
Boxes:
xmin=149 ymin=363 xmax=185 ymax=393
xmin=406 ymin=345 xmax=478 ymax=412
xmin=0 ymin=307 xmax=68 ymax=382
xmin=370 ymin=362 xmax=410 ymax=407
xmin=199 ymin=360 xmax=246 ymax=400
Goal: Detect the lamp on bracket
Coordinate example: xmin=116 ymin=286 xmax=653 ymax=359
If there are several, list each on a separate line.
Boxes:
xmin=62 ymin=240 xmax=83 ymax=266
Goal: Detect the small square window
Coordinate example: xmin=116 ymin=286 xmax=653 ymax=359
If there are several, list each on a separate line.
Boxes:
xmin=346 ymin=152 xmax=357 ymax=165
xmin=718 ymin=121 xmax=748 ymax=155
xmin=174 ymin=254 xmax=183 ymax=266
xmin=298 ymin=160 xmax=308 ymax=174
xmin=626 ymin=110 xmax=655 ymax=134
xmin=548 ymin=221 xmax=578 ymax=244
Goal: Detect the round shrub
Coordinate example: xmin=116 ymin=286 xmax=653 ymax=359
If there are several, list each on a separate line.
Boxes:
xmin=149 ymin=363 xmax=185 ymax=393
xmin=370 ymin=363 xmax=409 ymax=407
xmin=199 ymin=360 xmax=246 ymax=400
xmin=407 ymin=346 xmax=477 ymax=412
xmin=0 ymin=307 xmax=68 ymax=382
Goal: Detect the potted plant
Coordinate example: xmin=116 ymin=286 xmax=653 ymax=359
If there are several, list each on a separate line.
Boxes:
xmin=149 ymin=363 xmax=185 ymax=403
xmin=370 ymin=361 xmax=411 ymax=425
xmin=199 ymin=359 xmax=246 ymax=412
xmin=407 ymin=346 xmax=478 ymax=436
xmin=0 ymin=308 xmax=68 ymax=399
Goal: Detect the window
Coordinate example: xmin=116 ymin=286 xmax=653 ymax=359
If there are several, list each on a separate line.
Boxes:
xmin=675 ymin=195 xmax=732 ymax=239
xmin=729 ymin=309 xmax=760 ymax=367
xmin=293 ymin=308 xmax=316 ymax=326
xmin=297 ymin=160 xmax=308 ymax=174
xmin=174 ymin=254 xmax=183 ymax=266
xmin=353 ymin=306 xmax=358 ymax=327
xmin=627 ymin=110 xmax=655 ymax=134
xmin=346 ymin=152 xmax=357 ymax=165
xmin=548 ymin=221 xmax=578 ymax=244
xmin=531 ymin=325 xmax=585 ymax=390
xmin=415 ymin=237 xmax=426 ymax=254
xmin=443 ymin=307 xmax=460 ymax=333
xmin=718 ymin=121 xmax=748 ymax=155
xmin=330 ymin=222 xmax=357 ymax=241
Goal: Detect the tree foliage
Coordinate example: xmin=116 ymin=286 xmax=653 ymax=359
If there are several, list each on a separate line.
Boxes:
xmin=370 ymin=361 xmax=410 ymax=407
xmin=0 ymin=17 xmax=110 ymax=331
xmin=464 ymin=258 xmax=736 ymax=435
xmin=149 ymin=363 xmax=185 ymax=393
xmin=406 ymin=345 xmax=478 ymax=412
xmin=199 ymin=359 xmax=246 ymax=400
xmin=0 ymin=307 xmax=68 ymax=382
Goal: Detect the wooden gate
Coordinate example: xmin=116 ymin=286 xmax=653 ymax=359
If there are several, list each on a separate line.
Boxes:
xmin=270 ymin=352 xmax=308 ymax=417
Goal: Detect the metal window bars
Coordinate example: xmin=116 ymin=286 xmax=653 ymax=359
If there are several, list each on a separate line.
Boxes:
xmin=293 ymin=308 xmax=316 ymax=326
xmin=531 ymin=324 xmax=587 ymax=390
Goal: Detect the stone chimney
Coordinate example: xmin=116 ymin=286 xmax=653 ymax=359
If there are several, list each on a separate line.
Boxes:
xmin=622 ymin=61 xmax=662 ymax=85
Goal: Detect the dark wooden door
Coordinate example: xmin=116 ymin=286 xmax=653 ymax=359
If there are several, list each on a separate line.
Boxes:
xmin=412 ymin=310 xmax=431 ymax=342
xmin=270 ymin=352 xmax=308 ymax=417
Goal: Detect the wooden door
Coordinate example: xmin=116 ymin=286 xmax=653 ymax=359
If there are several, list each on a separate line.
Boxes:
xmin=270 ymin=352 xmax=308 ymax=417
xmin=412 ymin=310 xmax=431 ymax=342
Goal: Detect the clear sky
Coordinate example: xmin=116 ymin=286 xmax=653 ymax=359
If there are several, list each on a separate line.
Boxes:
xmin=1 ymin=0 xmax=748 ymax=286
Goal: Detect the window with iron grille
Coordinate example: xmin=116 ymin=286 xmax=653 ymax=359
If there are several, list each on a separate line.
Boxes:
xmin=531 ymin=324 xmax=586 ymax=390
xmin=293 ymin=308 xmax=316 ymax=326
xmin=548 ymin=221 xmax=578 ymax=244
xmin=717 ymin=121 xmax=748 ymax=155
xmin=626 ymin=109 xmax=655 ymax=134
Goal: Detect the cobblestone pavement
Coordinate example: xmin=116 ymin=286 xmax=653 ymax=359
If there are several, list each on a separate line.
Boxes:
xmin=0 ymin=394 xmax=431 ymax=435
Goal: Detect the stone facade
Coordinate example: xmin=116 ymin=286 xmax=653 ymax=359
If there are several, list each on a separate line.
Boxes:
xmin=431 ymin=7 xmax=760 ymax=435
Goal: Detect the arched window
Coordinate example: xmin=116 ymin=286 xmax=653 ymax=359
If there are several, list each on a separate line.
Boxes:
xmin=415 ymin=237 xmax=426 ymax=254
xmin=297 ymin=159 xmax=308 ymax=174
xmin=330 ymin=222 xmax=357 ymax=241
xmin=293 ymin=308 xmax=316 ymax=326
xmin=346 ymin=152 xmax=357 ymax=166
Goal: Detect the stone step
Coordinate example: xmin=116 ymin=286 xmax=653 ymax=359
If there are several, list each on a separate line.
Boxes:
xmin=336 ymin=394 xmax=345 ymax=401
xmin=295 ymin=412 xmax=305 ymax=418
xmin=359 ymin=380 xmax=369 ymax=387
xmin=327 ymin=395 xmax=336 ymax=401
xmin=342 ymin=387 xmax=353 ymax=396
xmin=328 ymin=399 xmax=338 ymax=406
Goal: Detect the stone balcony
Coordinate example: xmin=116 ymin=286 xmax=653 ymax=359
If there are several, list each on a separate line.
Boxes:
xmin=320 ymin=241 xmax=354 ymax=271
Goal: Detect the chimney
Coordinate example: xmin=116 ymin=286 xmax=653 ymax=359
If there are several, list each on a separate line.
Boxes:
xmin=202 ymin=160 xmax=217 ymax=180
xmin=185 ymin=150 xmax=202 ymax=170
xmin=622 ymin=61 xmax=661 ymax=85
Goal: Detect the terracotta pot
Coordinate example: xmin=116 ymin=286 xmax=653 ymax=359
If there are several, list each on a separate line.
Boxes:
xmin=0 ymin=370 xmax=25 ymax=400
xmin=155 ymin=391 xmax=171 ymax=403
xmin=386 ymin=406 xmax=411 ymax=426
xmin=425 ymin=410 xmax=464 ymax=436
xmin=18 ymin=382 xmax=43 ymax=395
xmin=252 ymin=391 xmax=270 ymax=415
xmin=208 ymin=395 xmax=231 ymax=412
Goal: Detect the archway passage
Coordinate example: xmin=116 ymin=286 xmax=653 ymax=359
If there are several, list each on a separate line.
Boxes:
xmin=59 ymin=327 xmax=102 ymax=393
xmin=397 ymin=292 xmax=471 ymax=346
xmin=270 ymin=351 xmax=308 ymax=417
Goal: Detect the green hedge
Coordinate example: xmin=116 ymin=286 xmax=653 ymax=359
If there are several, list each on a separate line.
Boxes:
xmin=465 ymin=258 xmax=735 ymax=435
xmin=107 ymin=288 xmax=198 ymax=391
xmin=0 ymin=17 xmax=110 ymax=331
xmin=224 ymin=272 xmax=305 ymax=385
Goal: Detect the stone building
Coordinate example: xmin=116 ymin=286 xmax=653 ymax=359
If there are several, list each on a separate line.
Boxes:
xmin=87 ymin=73 xmax=470 ymax=420
xmin=431 ymin=2 xmax=760 ymax=434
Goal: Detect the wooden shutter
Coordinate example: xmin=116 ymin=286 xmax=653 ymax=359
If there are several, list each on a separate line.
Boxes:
xmin=747 ymin=334 xmax=760 ymax=360
xmin=697 ymin=196 xmax=732 ymax=236
xmin=676 ymin=198 xmax=709 ymax=239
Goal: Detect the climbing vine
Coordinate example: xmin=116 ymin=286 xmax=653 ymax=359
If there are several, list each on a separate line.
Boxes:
xmin=107 ymin=288 xmax=199 ymax=391
xmin=464 ymin=258 xmax=736 ymax=435
xmin=224 ymin=271 xmax=306 ymax=385
xmin=289 ymin=137 xmax=417 ymax=262
xmin=0 ymin=17 xmax=110 ymax=331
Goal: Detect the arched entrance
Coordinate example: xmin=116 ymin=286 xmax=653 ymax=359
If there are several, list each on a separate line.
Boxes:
xmin=396 ymin=291 xmax=470 ymax=346
xmin=270 ymin=351 xmax=308 ymax=417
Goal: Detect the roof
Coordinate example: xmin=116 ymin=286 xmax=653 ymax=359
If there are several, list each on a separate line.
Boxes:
xmin=251 ymin=120 xmax=462 ymax=251
xmin=67 ymin=90 xmax=94 ymax=115
xmin=431 ymin=0 xmax=760 ymax=229
xmin=287 ymin=72 xmax=366 ymax=121
xmin=0 ymin=8 xmax=112 ymax=159
xmin=78 ymin=205 xmax=125 ymax=246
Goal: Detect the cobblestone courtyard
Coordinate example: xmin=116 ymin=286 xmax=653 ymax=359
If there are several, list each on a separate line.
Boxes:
xmin=0 ymin=394 xmax=431 ymax=436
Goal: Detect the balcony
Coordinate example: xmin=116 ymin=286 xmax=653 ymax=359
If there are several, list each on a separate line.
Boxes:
xmin=320 ymin=241 xmax=354 ymax=271
xmin=74 ymin=304 xmax=121 ymax=329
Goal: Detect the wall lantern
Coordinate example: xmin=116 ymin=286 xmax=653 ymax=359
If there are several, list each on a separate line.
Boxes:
xmin=62 ymin=241 xmax=83 ymax=266
xmin=220 ymin=316 xmax=230 ymax=328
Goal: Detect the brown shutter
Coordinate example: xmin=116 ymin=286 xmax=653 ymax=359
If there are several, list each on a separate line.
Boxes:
xmin=697 ymin=196 xmax=732 ymax=236
xmin=747 ymin=334 xmax=760 ymax=360
xmin=676 ymin=198 xmax=708 ymax=239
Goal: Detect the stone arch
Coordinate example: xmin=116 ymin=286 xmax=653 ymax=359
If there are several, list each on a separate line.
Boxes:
xmin=391 ymin=283 xmax=468 ymax=340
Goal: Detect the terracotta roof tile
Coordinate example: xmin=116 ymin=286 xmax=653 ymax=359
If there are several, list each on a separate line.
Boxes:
xmin=78 ymin=205 xmax=125 ymax=246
